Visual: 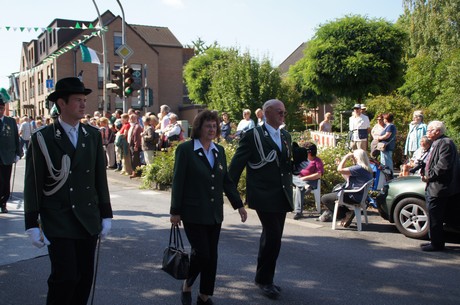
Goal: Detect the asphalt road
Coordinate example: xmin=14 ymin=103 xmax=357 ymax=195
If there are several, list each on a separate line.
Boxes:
xmin=1 ymin=158 xmax=459 ymax=305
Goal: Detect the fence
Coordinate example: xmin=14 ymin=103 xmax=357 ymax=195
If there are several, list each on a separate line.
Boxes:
xmin=310 ymin=131 xmax=338 ymax=147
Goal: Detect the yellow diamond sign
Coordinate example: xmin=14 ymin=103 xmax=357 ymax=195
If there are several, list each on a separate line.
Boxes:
xmin=116 ymin=44 xmax=134 ymax=60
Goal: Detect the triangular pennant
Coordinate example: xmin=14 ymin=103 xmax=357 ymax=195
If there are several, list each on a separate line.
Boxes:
xmin=75 ymin=22 xmax=81 ymax=29
xmin=88 ymin=23 xmax=94 ymax=29
xmin=20 ymin=27 xmax=25 ymax=32
xmin=34 ymin=27 xmax=39 ymax=32
xmin=82 ymin=24 xmax=88 ymax=29
xmin=5 ymin=26 xmax=10 ymax=31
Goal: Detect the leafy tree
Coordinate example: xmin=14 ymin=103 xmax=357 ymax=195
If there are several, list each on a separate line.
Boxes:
xmin=183 ymin=46 xmax=305 ymax=129
xmin=403 ymin=0 xmax=460 ymax=57
xmin=184 ymin=37 xmax=219 ymax=55
xmin=183 ymin=47 xmax=230 ymax=105
xmin=400 ymin=0 xmax=460 ymax=143
xmin=291 ymin=15 xmax=406 ymax=102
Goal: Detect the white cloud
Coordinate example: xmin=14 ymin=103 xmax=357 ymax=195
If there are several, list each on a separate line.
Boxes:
xmin=162 ymin=0 xmax=185 ymax=9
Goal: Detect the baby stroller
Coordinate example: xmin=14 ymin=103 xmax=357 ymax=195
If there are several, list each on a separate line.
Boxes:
xmin=368 ymin=158 xmax=391 ymax=208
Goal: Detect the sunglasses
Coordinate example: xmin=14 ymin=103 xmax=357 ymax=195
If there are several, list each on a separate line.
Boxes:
xmin=277 ymin=111 xmax=288 ymax=116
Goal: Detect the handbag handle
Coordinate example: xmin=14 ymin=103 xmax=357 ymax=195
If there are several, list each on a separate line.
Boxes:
xmin=169 ymin=224 xmax=185 ymax=251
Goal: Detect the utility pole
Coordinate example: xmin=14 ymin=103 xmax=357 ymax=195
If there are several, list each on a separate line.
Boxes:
xmin=92 ymin=0 xmax=108 ymax=116
xmin=116 ymin=0 xmax=127 ymax=113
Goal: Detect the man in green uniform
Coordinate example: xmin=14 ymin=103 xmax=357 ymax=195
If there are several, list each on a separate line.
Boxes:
xmin=229 ymin=99 xmax=293 ymax=300
xmin=0 ymin=94 xmax=22 ymax=213
xmin=24 ymin=77 xmax=113 ymax=305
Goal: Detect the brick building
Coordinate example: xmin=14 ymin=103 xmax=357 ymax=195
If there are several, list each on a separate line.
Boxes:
xmin=13 ymin=10 xmax=201 ymax=122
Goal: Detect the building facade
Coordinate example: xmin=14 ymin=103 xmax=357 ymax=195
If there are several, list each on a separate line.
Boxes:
xmin=14 ymin=10 xmax=197 ymax=120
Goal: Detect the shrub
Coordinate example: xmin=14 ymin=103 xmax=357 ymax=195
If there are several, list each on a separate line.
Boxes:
xmin=141 ymin=146 xmax=177 ymax=190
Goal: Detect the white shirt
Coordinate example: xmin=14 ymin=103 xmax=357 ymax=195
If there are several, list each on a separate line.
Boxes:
xmin=19 ymin=121 xmax=32 ymax=141
xmin=194 ymin=139 xmax=218 ymax=167
xmin=349 ymin=114 xmax=370 ymax=141
xmin=59 ymin=118 xmax=79 ymax=147
xmin=264 ymin=123 xmax=282 ymax=150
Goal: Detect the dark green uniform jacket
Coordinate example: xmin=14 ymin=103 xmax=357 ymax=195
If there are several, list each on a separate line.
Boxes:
xmin=229 ymin=125 xmax=293 ymax=212
xmin=170 ymin=139 xmax=243 ymax=225
xmin=24 ymin=121 xmax=113 ymax=238
xmin=0 ymin=116 xmax=22 ymax=165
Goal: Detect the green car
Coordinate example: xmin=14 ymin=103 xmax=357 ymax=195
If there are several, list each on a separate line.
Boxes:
xmin=376 ymin=175 xmax=460 ymax=239
xmin=376 ymin=176 xmax=429 ymax=239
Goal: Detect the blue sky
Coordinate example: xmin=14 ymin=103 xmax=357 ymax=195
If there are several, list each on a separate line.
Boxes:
xmin=0 ymin=0 xmax=404 ymax=90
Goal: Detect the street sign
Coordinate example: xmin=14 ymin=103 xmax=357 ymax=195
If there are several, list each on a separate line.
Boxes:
xmin=46 ymin=79 xmax=54 ymax=89
xmin=116 ymin=44 xmax=134 ymax=61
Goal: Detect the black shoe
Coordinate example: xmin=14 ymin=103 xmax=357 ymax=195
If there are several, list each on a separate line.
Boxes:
xmin=197 ymin=295 xmax=213 ymax=305
xmin=181 ymin=290 xmax=191 ymax=305
xmin=421 ymin=243 xmax=445 ymax=252
xmin=293 ymin=213 xmax=302 ymax=220
xmin=255 ymin=282 xmax=280 ymax=299
xmin=1 ymin=206 xmax=8 ymax=213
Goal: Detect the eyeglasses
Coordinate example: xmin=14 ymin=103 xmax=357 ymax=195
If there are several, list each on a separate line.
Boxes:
xmin=427 ymin=129 xmax=436 ymax=133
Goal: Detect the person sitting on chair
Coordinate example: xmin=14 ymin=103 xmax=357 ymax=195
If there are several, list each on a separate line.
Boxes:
xmin=318 ymin=149 xmax=373 ymax=227
xmin=292 ymin=142 xmax=323 ymax=220
xmin=400 ymin=136 xmax=431 ymax=176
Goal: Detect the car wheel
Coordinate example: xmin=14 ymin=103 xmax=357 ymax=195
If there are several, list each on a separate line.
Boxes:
xmin=393 ymin=197 xmax=429 ymax=239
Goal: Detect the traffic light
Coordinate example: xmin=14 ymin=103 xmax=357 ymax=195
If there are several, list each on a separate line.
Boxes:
xmin=110 ymin=68 xmax=123 ymax=98
xmin=137 ymin=88 xmax=145 ymax=107
xmin=124 ymin=66 xmax=135 ymax=97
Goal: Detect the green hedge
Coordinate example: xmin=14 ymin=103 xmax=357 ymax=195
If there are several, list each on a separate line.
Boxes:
xmin=140 ymin=134 xmax=353 ymax=208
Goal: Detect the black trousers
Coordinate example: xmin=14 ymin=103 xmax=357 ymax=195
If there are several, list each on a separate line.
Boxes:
xmin=425 ymin=193 xmax=452 ymax=248
xmin=46 ymin=236 xmax=98 ymax=305
xmin=183 ymin=222 xmax=222 ymax=296
xmin=255 ymin=211 xmax=286 ymax=285
xmin=0 ymin=164 xmax=13 ymax=207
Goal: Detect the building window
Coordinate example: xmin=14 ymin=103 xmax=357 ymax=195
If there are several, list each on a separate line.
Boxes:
xmin=97 ymin=64 xmax=104 ymax=89
xmin=130 ymin=64 xmax=143 ymax=91
xmin=115 ymin=96 xmax=123 ymax=109
xmin=113 ymin=32 xmax=122 ymax=55
xmin=98 ymin=95 xmax=111 ymax=111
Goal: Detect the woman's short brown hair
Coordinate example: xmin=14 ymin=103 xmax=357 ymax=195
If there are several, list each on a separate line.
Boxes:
xmin=190 ymin=110 xmax=221 ymax=139
xmin=383 ymin=113 xmax=394 ymax=123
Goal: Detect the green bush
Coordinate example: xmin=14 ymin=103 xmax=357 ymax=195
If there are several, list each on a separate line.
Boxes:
xmin=140 ymin=133 xmax=355 ymax=204
xmin=141 ymin=146 xmax=177 ymax=190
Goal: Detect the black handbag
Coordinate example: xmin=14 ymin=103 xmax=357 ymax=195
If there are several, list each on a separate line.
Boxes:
xmin=161 ymin=224 xmax=190 ymax=280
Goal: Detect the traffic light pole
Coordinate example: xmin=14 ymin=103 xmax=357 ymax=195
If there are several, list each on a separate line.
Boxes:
xmin=116 ymin=0 xmax=127 ymax=113
xmin=92 ymin=0 xmax=108 ymax=116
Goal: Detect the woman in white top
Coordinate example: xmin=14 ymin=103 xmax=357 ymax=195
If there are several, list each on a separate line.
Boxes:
xmin=236 ymin=109 xmax=255 ymax=137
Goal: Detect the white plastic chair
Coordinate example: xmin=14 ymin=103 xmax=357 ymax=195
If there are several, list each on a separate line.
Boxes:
xmin=332 ymin=179 xmax=374 ymax=231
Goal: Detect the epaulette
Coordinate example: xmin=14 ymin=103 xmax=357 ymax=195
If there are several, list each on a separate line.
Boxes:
xmin=32 ymin=125 xmax=47 ymax=134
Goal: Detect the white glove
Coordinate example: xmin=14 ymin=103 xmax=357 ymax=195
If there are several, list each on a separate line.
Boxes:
xmin=26 ymin=228 xmax=51 ymax=248
xmin=100 ymin=218 xmax=112 ymax=239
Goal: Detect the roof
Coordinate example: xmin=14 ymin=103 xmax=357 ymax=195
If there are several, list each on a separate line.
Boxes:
xmin=278 ymin=42 xmax=308 ymax=74
xmin=130 ymin=24 xmax=182 ymax=48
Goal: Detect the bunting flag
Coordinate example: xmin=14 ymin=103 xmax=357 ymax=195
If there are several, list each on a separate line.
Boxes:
xmin=80 ymin=44 xmax=101 ymax=64
xmin=14 ymin=29 xmax=104 ymax=78
xmin=0 ymin=22 xmax=103 ymax=32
